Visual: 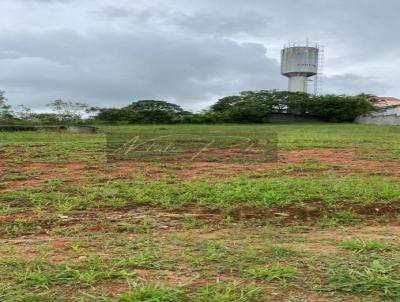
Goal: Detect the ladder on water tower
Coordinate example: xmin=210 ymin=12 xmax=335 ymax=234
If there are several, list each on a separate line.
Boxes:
xmin=314 ymin=45 xmax=325 ymax=96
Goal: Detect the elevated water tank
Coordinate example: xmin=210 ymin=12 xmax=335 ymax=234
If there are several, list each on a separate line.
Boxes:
xmin=281 ymin=45 xmax=319 ymax=93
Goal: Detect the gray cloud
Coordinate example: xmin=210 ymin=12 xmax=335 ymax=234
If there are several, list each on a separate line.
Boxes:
xmin=323 ymin=74 xmax=389 ymax=96
xmin=171 ymin=12 xmax=270 ymax=38
xmin=0 ymin=0 xmax=399 ymax=111
xmin=0 ymin=28 xmax=283 ymax=110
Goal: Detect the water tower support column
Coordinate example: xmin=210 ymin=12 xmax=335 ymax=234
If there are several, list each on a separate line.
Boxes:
xmin=288 ymin=76 xmax=308 ymax=92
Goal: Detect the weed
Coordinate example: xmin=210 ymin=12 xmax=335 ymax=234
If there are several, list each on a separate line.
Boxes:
xmin=0 ymin=256 xmax=133 ymax=289
xmin=331 ymin=210 xmax=360 ymax=223
xmin=264 ymin=245 xmax=302 ymax=258
xmin=115 ymin=218 xmax=156 ymax=233
xmin=245 ymin=265 xmax=300 ymax=280
xmin=190 ymin=282 xmax=262 ymax=302
xmin=119 ymin=250 xmax=161 ymax=269
xmin=182 ymin=215 xmax=204 ymax=229
xmin=118 ymin=285 xmax=182 ymax=302
xmin=0 ymin=285 xmax=63 ymax=302
xmin=283 ymin=161 xmax=334 ymax=173
xmin=327 ymin=260 xmax=400 ymax=298
xmin=197 ymin=240 xmax=230 ymax=262
xmin=338 ymin=239 xmax=390 ymax=252
xmin=0 ymin=218 xmax=40 ymax=237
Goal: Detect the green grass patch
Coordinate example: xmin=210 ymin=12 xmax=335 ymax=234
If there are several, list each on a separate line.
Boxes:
xmin=190 ymin=282 xmax=262 ymax=302
xmin=0 ymin=256 xmax=133 ymax=289
xmin=3 ymin=175 xmax=398 ymax=212
xmin=245 ymin=265 xmax=300 ymax=280
xmin=327 ymin=259 xmax=400 ymax=298
xmin=338 ymin=239 xmax=390 ymax=252
xmin=119 ymin=250 xmax=161 ymax=269
xmin=118 ymin=285 xmax=182 ymax=302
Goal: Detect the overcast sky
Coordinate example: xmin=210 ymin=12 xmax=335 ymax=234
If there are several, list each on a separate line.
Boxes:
xmin=1 ymin=0 xmax=399 ymax=111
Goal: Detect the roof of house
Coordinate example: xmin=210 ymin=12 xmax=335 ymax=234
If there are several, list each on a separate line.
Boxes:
xmin=373 ymin=97 xmax=400 ymax=108
xmin=378 ymin=97 xmax=400 ymax=102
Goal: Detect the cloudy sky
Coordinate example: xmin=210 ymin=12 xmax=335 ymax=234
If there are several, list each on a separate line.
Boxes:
xmin=1 ymin=0 xmax=399 ymax=111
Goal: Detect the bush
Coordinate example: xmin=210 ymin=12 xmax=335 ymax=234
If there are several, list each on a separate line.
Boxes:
xmin=209 ymin=90 xmax=377 ymax=123
xmin=307 ymin=94 xmax=377 ymax=122
xmin=94 ymin=100 xmax=188 ymax=124
xmin=68 ymin=91 xmax=381 ymax=124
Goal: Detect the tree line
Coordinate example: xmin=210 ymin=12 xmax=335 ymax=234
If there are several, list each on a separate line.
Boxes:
xmin=0 ymin=90 xmax=377 ymax=124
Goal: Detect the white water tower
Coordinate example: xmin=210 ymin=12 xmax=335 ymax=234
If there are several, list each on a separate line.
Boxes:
xmin=281 ymin=42 xmax=320 ymax=93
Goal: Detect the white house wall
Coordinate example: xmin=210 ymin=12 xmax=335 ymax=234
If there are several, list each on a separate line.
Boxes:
xmin=356 ymin=107 xmax=400 ymax=125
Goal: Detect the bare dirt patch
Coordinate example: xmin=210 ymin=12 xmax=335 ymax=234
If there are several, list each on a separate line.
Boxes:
xmin=282 ymin=148 xmax=400 ymax=174
xmin=134 ymin=268 xmax=198 ymax=286
xmin=4 ymin=148 xmax=399 ymax=187
xmin=0 ymin=234 xmax=74 ymax=262
xmin=289 ymin=242 xmax=337 ymax=253
xmin=0 ymin=212 xmax=38 ymax=223
xmin=186 ymin=228 xmax=231 ymax=240
xmin=2 ymin=162 xmax=89 ymax=188
xmin=365 ymin=225 xmax=400 ymax=233
xmin=228 ymin=201 xmax=400 ymax=223
xmin=95 ymin=280 xmax=130 ymax=298
xmin=302 ymin=224 xmax=400 ymax=241
xmin=107 ymin=147 xmax=400 ymax=180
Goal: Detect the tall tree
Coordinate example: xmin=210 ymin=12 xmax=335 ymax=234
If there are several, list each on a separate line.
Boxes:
xmin=47 ymin=100 xmax=89 ymax=122
xmin=125 ymin=100 xmax=185 ymax=123
xmin=15 ymin=105 xmax=34 ymax=121
xmin=209 ymin=90 xmax=377 ymax=123
xmin=0 ymin=91 xmax=13 ymax=120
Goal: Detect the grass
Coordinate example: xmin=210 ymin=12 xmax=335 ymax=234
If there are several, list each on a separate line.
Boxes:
xmin=110 ymin=282 xmax=263 ymax=302
xmin=112 ymin=282 xmax=264 ymax=302
xmin=245 ymin=265 xmax=300 ymax=280
xmin=119 ymin=250 xmax=162 ymax=269
xmin=338 ymin=239 xmax=390 ymax=252
xmin=0 ymin=256 xmax=133 ymax=289
xmin=1 ymin=176 xmax=398 ymax=216
xmin=330 ymin=210 xmax=360 ymax=223
xmin=190 ymin=282 xmax=262 ymax=302
xmin=0 ymin=123 xmax=400 ymax=301
xmin=327 ymin=259 xmax=400 ymax=298
xmin=1 ymin=124 xmax=400 ymax=162
xmin=117 ymin=285 xmax=182 ymax=302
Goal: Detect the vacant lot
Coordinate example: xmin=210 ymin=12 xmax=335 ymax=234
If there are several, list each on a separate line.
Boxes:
xmin=0 ymin=123 xmax=399 ymax=302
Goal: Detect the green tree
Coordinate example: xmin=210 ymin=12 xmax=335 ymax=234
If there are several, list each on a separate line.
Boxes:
xmin=0 ymin=91 xmax=14 ymax=120
xmin=90 ymin=91 xmax=378 ymax=124
xmin=307 ymin=94 xmax=377 ymax=122
xmin=31 ymin=113 xmax=60 ymax=124
xmin=47 ymin=99 xmax=89 ymax=122
xmin=15 ymin=105 xmax=34 ymax=121
xmin=211 ymin=94 xmax=270 ymax=122
xmin=92 ymin=107 xmax=133 ymax=123
xmin=210 ymin=96 xmax=243 ymax=114
xmin=125 ymin=100 xmax=185 ymax=123
xmin=209 ymin=90 xmax=377 ymax=123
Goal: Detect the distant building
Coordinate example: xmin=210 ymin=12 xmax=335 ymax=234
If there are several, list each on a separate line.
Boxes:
xmin=374 ymin=97 xmax=400 ymax=107
xmin=356 ymin=97 xmax=400 ymax=125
